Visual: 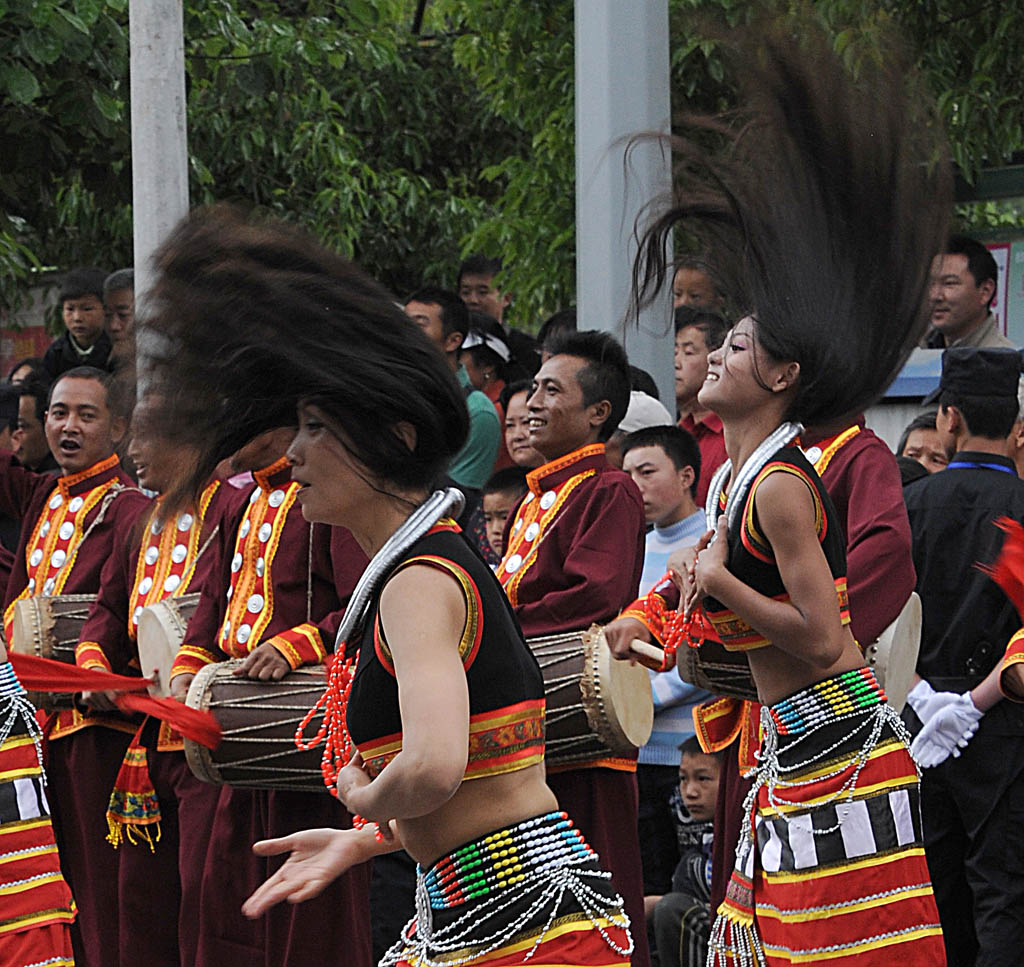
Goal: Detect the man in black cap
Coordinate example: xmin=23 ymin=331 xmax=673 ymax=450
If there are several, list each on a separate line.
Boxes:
xmin=904 ymin=346 xmax=1024 ymax=967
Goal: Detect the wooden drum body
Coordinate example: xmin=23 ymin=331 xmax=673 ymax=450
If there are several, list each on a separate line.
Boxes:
xmin=184 ymin=660 xmax=328 ymax=793
xmin=137 ymin=592 xmax=201 ymax=697
xmin=528 ymin=626 xmax=652 ymax=768
xmin=676 ymin=637 xmax=759 ymax=702
xmin=10 ymin=594 xmax=96 ymax=710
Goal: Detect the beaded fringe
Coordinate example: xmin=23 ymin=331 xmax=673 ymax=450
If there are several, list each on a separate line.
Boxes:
xmin=381 ymin=816 xmax=633 ymax=967
xmin=0 ymin=662 xmax=45 ymax=776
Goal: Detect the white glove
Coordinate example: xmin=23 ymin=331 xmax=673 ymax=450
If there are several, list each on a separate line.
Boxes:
xmin=910 ymin=692 xmax=983 ymax=768
xmin=906 ymin=679 xmax=955 ymax=725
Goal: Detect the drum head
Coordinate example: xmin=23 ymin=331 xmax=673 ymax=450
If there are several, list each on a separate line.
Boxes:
xmin=137 ymin=603 xmax=183 ymax=698
xmin=866 ymin=592 xmax=921 ymax=714
xmin=587 ymin=627 xmax=653 ymax=750
xmin=10 ymin=599 xmax=41 ymax=657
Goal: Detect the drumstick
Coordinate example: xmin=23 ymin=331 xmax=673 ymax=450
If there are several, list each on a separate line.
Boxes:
xmin=628 ymin=639 xmax=670 ymax=671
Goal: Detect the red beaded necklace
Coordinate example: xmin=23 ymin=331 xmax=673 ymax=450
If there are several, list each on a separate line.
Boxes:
xmin=642 ymin=572 xmax=711 ymax=671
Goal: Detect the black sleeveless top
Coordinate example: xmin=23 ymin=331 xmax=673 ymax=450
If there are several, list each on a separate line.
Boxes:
xmin=703 ymin=445 xmax=850 ymax=651
xmin=346 ymin=520 xmax=546 ymax=780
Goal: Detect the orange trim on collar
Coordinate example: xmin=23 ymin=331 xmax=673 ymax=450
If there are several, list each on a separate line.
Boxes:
xmin=526 ymin=443 xmax=605 ymax=493
xmin=253 ymin=455 xmax=291 ymax=489
xmin=810 ymin=425 xmax=861 ymax=476
xmin=58 ymin=453 xmax=120 ymax=495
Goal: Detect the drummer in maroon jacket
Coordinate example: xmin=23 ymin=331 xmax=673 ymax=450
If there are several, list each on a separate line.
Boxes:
xmin=166 ymin=426 xmax=372 ymax=967
xmin=497 ymin=329 xmax=650 ymax=967
xmin=74 ymin=394 xmax=243 ymax=967
xmin=0 ymin=366 xmax=151 ymax=967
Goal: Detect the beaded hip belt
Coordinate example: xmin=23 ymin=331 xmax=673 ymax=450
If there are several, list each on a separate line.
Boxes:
xmin=421 ymin=810 xmax=596 ymax=911
xmin=768 ymin=667 xmax=886 ymax=736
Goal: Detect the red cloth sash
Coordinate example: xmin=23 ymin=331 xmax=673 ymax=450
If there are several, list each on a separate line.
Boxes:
xmin=8 ymin=652 xmax=221 ymax=749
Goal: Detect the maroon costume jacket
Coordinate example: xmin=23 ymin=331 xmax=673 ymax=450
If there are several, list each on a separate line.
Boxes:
xmin=500 ymin=442 xmax=645 ymax=639
xmin=171 ymin=457 xmax=367 ymax=677
xmin=0 ymin=451 xmax=150 ymax=738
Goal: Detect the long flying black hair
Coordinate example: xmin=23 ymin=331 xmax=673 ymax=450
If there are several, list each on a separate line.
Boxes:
xmin=633 ymin=14 xmax=951 ymax=427
xmin=141 ymin=207 xmax=469 ymax=509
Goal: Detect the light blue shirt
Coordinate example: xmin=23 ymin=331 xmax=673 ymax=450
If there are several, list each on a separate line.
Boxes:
xmin=638 ymin=509 xmax=711 ymax=765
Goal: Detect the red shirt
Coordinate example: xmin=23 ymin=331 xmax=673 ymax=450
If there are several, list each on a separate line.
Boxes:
xmin=679 ymin=411 xmax=727 ymax=508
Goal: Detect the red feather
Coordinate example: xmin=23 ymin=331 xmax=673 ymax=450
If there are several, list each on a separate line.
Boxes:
xmin=977 ymin=517 xmax=1024 ymax=620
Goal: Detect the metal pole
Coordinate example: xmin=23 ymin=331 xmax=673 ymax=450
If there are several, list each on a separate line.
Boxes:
xmin=129 ymin=0 xmax=189 ymax=375
xmin=574 ymin=0 xmax=674 ymax=407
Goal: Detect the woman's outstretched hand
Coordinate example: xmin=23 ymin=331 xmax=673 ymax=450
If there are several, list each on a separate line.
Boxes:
xmin=242 ymin=827 xmax=382 ymax=918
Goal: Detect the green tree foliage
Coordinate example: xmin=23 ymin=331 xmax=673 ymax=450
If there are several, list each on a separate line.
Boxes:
xmin=1 ymin=0 xmax=1021 ymax=320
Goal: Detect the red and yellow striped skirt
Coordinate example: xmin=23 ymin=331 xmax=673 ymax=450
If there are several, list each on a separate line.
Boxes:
xmin=0 ymin=661 xmax=76 ymax=967
xmin=710 ymin=668 xmax=945 ymax=966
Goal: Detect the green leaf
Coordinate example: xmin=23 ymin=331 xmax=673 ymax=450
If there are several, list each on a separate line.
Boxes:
xmin=56 ymin=7 xmax=90 ymax=34
xmin=28 ymin=2 xmax=54 ymax=27
xmin=91 ymin=89 xmax=122 ymax=121
xmin=21 ymin=29 xmax=63 ymax=65
xmin=4 ymin=63 xmax=42 ymax=103
xmin=75 ymin=0 xmax=104 ymax=26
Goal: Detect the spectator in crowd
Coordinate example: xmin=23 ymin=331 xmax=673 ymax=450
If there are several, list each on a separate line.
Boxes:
xmin=456 ymin=254 xmax=511 ymax=324
xmin=0 ymin=385 xmax=19 ymax=552
xmin=1007 ymin=375 xmax=1024 ymax=479
xmin=461 ymin=311 xmax=523 ymax=471
xmin=7 ymin=356 xmax=43 ymax=385
xmin=536 ymin=307 xmax=577 ymax=362
xmin=103 ymin=268 xmax=135 ymax=368
xmin=480 ymin=466 xmax=529 ymax=561
xmin=43 ymin=268 xmax=113 ymax=379
xmin=13 ymin=375 xmax=57 ymax=474
xmin=897 ymin=455 xmax=930 ymax=487
xmin=925 ymin=235 xmax=1015 ymax=349
xmin=630 ymin=365 xmax=661 ymax=401
xmin=621 ymin=425 xmax=709 ymax=922
xmin=898 ymin=411 xmax=949 ymax=473
xmin=650 ymin=739 xmax=721 ymax=967
xmin=673 ymin=305 xmax=729 ymax=506
xmin=904 ymin=347 xmax=1024 ymax=965
xmin=671 ymin=257 xmax=722 ymax=311
xmin=500 ymin=380 xmax=544 ymax=470
xmin=405 ymin=287 xmax=500 ymax=491
xmin=605 ymin=390 xmax=674 ymax=469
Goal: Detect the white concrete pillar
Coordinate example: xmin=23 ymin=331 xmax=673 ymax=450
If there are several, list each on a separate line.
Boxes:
xmin=574 ymin=0 xmax=674 ymax=407
xmin=129 ymin=0 xmax=189 ymax=374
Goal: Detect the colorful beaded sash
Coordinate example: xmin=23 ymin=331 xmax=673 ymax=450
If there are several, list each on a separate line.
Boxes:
xmin=768 ymin=667 xmax=886 ymax=736
xmin=421 ymin=810 xmax=596 ymax=910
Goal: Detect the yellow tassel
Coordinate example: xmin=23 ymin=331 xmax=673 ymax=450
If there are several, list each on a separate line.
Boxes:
xmin=107 ymin=817 xmax=161 ymax=852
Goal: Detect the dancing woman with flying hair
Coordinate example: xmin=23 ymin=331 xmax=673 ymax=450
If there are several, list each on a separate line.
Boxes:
xmin=614 ymin=14 xmax=951 ymax=967
xmin=141 ymin=208 xmax=633 ymax=967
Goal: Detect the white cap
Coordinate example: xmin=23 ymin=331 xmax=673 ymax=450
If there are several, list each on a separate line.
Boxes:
xmin=616 ymin=391 xmax=674 ymax=434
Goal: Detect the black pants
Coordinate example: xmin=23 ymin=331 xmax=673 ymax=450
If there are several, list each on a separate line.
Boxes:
xmin=637 ymin=763 xmax=682 ymax=896
xmin=920 ymin=726 xmax=1024 ymax=967
xmin=370 ymin=849 xmax=417 ymax=964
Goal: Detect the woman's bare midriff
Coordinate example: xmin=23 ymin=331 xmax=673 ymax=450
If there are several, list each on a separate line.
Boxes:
xmin=747 ymin=627 xmax=866 ymax=706
xmin=397 ymin=762 xmax=558 ymax=868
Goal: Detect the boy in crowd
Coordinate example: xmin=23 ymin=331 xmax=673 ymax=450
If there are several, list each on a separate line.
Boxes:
xmin=481 ymin=466 xmax=528 ymax=561
xmin=43 ymin=268 xmax=114 ymax=379
xmin=457 ymin=254 xmax=511 ymax=324
xmin=673 ymin=306 xmax=729 ymax=506
xmin=621 ymin=425 xmax=710 ymax=921
xmin=650 ymin=738 xmax=721 ymax=967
